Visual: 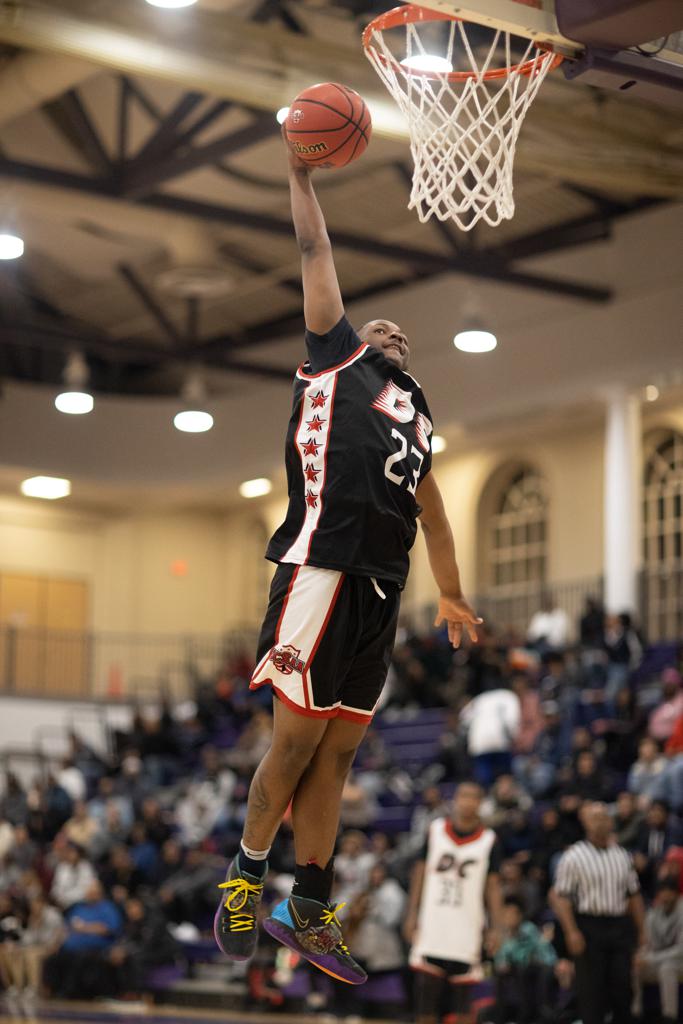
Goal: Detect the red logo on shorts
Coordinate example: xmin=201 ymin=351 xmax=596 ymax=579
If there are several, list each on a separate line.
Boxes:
xmin=270 ymin=645 xmax=305 ymax=676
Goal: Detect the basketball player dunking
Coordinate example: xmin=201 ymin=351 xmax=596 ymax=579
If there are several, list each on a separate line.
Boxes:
xmin=406 ymin=781 xmax=504 ymax=1024
xmin=213 ymin=129 xmax=481 ymax=985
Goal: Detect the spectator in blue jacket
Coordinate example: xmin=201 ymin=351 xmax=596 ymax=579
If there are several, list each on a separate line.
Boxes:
xmin=43 ymin=880 xmax=122 ymax=999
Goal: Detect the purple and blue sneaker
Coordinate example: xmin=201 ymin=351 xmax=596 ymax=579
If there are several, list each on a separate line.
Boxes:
xmin=213 ymin=855 xmax=265 ymax=961
xmin=263 ymin=895 xmax=367 ymax=985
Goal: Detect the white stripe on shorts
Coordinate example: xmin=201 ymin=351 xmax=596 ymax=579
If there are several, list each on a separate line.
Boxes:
xmin=250 ymin=565 xmax=344 ymax=713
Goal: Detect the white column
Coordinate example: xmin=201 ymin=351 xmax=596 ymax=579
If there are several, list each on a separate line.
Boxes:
xmin=603 ymin=387 xmax=642 ymax=614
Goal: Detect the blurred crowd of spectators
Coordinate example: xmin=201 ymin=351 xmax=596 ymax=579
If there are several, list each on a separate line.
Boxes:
xmin=0 ymin=596 xmax=681 ymax=1022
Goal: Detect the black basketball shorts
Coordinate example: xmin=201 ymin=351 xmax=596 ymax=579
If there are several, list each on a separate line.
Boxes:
xmin=250 ymin=562 xmax=401 ymax=722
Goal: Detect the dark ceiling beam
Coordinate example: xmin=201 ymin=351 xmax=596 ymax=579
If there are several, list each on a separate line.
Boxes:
xmin=44 ymin=89 xmax=113 ymax=177
xmin=0 ymin=264 xmax=58 ymax=321
xmin=394 ymin=163 xmax=467 ymax=257
xmin=0 ymin=156 xmax=611 ymax=303
xmin=278 ymin=5 xmax=307 ymax=34
xmin=189 ymin=265 xmax=439 ymax=360
xmin=487 ymin=197 xmax=661 ymax=264
xmin=117 ymin=77 xmax=132 ymax=163
xmin=217 ymin=240 xmax=301 ymax=295
xmin=174 ymin=99 xmax=232 ymax=148
xmin=144 ymin=193 xmax=611 ymax=303
xmin=0 ymin=158 xmax=115 ymax=196
xmin=118 ymin=263 xmax=183 ymax=347
xmin=486 ymin=214 xmax=612 ymax=263
xmin=121 ymin=114 xmax=277 ymax=196
xmin=186 ymin=297 xmax=199 ymax=345
xmin=252 ymin=0 xmax=306 ymax=31
xmin=116 ymin=79 xmax=234 ymax=158
xmin=0 ymin=318 xmax=293 ymax=383
xmin=561 ymin=183 xmax=636 ymax=217
xmin=131 ymin=91 xmax=204 ymax=165
xmin=122 ymin=76 xmax=164 ymax=122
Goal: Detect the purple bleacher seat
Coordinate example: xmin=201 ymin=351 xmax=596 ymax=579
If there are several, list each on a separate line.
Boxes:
xmin=632 ymin=643 xmax=680 ymax=682
xmin=145 ymin=963 xmax=185 ymax=989
xmin=360 ymin=971 xmax=406 ymax=1003
xmin=181 ymin=938 xmax=221 ymax=962
xmin=280 ymin=970 xmax=311 ymax=999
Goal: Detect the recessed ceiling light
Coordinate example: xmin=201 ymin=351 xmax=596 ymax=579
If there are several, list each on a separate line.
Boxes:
xmin=454 ymin=329 xmax=497 ymax=353
xmin=0 ymin=233 xmax=24 ymax=260
xmin=55 ymin=391 xmax=94 ymax=415
xmin=276 ymin=107 xmax=290 ymax=124
xmin=145 ymin=0 xmax=198 ymax=8
xmin=644 ymin=384 xmax=660 ymax=402
xmin=401 ymin=54 xmax=453 ymax=74
xmin=239 ymin=478 xmax=272 ymax=499
xmin=20 ymin=476 xmax=71 ymax=500
xmin=174 ymin=410 xmax=214 ymax=433
xmin=431 ymin=435 xmax=447 ymax=454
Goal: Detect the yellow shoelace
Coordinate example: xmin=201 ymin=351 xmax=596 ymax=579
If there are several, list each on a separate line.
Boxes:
xmin=321 ymin=902 xmax=350 ymax=955
xmin=218 ymin=877 xmax=264 ymax=932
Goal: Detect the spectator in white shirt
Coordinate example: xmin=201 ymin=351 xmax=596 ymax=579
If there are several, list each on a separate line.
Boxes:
xmin=50 ymin=842 xmax=97 ymax=910
xmin=460 ymin=685 xmax=521 ymax=788
xmin=348 ymin=862 xmax=407 ymax=972
xmin=56 ymin=760 xmax=86 ymax=804
xmin=334 ymin=830 xmax=376 ymax=906
xmin=527 ymin=594 xmax=570 ymax=653
xmin=628 ymin=736 xmax=668 ymax=810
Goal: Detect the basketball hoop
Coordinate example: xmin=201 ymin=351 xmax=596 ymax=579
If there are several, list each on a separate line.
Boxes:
xmin=362 ymin=4 xmax=563 ymax=230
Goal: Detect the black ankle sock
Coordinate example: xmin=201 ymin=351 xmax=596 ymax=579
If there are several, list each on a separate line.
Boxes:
xmin=238 ymin=851 xmax=268 ymax=879
xmin=292 ymin=859 xmax=335 ymax=904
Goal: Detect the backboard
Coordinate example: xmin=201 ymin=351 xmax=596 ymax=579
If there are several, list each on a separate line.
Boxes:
xmin=407 ymin=0 xmax=683 ymax=67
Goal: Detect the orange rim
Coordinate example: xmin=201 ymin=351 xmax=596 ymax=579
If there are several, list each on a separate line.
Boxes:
xmin=362 ymin=3 xmax=563 ymax=81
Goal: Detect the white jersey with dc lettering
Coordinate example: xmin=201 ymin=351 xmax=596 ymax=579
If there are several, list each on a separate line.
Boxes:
xmin=410 ymin=818 xmax=498 ymax=966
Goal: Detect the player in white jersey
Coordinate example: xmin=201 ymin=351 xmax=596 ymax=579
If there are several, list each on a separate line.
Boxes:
xmin=405 ymin=781 xmax=504 ymax=1024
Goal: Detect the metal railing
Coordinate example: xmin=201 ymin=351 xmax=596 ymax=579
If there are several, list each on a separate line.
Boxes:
xmin=0 ymin=625 xmax=259 ymax=701
xmin=641 ymin=561 xmax=683 ymax=647
xmin=473 ymin=575 xmax=604 ymax=641
xmin=0 ymin=569 xmax=680 ymax=701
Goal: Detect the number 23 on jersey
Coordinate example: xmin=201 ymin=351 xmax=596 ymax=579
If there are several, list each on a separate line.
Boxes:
xmin=384 ymin=427 xmax=425 ymax=496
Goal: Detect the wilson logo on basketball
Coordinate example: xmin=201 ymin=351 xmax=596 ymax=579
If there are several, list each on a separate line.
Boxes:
xmin=269 ymin=644 xmax=305 ymax=676
xmin=293 ymin=141 xmax=329 ymax=155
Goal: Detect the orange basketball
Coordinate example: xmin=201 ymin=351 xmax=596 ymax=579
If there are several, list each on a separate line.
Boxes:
xmin=285 ymin=82 xmax=372 ymax=169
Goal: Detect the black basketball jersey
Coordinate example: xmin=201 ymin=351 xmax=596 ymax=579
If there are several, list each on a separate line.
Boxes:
xmin=266 ymin=315 xmax=434 ymax=587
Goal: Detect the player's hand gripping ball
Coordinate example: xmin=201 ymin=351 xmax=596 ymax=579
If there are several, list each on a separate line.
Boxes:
xmin=285 ymin=82 xmax=372 ymax=169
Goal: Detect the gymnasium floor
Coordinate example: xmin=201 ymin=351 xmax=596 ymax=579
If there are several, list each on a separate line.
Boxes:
xmin=0 ymin=1004 xmax=333 ymax=1024
xmin=0 ymin=1003 xmax=384 ymax=1024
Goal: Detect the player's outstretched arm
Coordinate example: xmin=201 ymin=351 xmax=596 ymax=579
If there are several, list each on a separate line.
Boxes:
xmin=283 ymin=127 xmax=343 ymax=335
xmin=416 ymin=471 xmax=482 ymax=648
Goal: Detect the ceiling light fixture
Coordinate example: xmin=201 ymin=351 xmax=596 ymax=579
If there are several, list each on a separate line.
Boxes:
xmin=174 ymin=410 xmax=214 ymax=433
xmin=431 ymin=435 xmax=447 ymax=454
xmin=174 ymin=371 xmax=214 ymax=433
xmin=401 ymin=54 xmax=453 ymax=73
xmin=55 ymin=352 xmax=94 ymax=415
xmin=239 ymin=478 xmax=273 ymax=499
xmin=20 ymin=476 xmax=71 ymax=500
xmin=0 ymin=233 xmax=24 ymax=260
xmin=145 ymin=0 xmax=198 ymax=9
xmin=454 ymin=317 xmax=498 ymax=353
xmin=276 ymin=107 xmax=290 ymax=124
xmin=644 ymin=384 xmax=660 ymax=402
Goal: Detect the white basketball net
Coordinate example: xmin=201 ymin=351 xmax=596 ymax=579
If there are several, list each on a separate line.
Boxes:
xmin=364 ymin=13 xmax=559 ymax=230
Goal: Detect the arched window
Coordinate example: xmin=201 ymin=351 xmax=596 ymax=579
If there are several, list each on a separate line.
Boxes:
xmin=642 ymin=430 xmax=683 ymax=639
xmin=488 ymin=466 xmax=548 ymax=592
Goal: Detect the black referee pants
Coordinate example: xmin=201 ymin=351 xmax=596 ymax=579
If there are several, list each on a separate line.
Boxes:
xmin=574 ymin=914 xmax=634 ymax=1024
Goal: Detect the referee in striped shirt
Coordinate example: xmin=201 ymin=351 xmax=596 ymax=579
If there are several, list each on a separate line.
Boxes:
xmin=550 ymin=801 xmax=646 ymax=1024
